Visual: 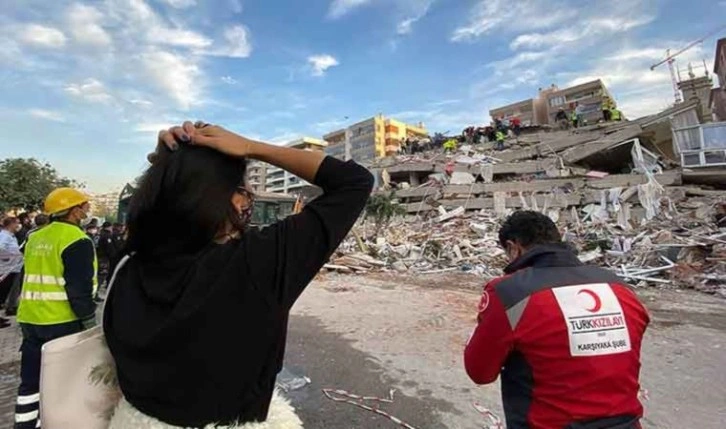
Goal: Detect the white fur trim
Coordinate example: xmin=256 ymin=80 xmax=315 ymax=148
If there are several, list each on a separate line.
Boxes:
xmin=108 ymin=390 xmax=303 ymax=429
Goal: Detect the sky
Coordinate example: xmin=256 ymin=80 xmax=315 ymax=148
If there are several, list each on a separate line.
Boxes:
xmin=0 ymin=0 xmax=723 ymax=193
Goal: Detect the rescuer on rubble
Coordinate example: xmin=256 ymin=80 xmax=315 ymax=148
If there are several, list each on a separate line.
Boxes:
xmin=464 ymin=210 xmax=650 ymax=429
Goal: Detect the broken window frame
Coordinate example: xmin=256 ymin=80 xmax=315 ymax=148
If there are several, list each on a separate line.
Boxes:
xmin=672 ymin=121 xmax=726 ymax=168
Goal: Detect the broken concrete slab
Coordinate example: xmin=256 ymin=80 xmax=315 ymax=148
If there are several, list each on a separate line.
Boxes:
xmin=560 ymin=124 xmax=642 ymax=163
xmin=585 ymin=170 xmax=682 ymax=189
xmin=404 ymin=194 xmax=583 ymax=212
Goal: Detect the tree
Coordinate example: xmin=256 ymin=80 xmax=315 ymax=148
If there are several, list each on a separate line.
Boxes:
xmin=365 ymin=191 xmax=406 ymax=236
xmin=0 ymin=158 xmax=82 ymax=212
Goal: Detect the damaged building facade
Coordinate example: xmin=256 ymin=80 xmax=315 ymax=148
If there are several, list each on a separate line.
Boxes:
xmin=489 ymin=80 xmax=615 ymax=126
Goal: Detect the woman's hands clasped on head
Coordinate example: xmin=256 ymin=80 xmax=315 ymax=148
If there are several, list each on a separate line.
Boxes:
xmin=148 ymin=121 xmax=252 ymax=163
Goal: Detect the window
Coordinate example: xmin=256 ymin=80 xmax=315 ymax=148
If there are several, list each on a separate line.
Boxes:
xmin=549 ymin=96 xmax=565 ymax=107
xmin=702 ymin=125 xmax=726 ymax=149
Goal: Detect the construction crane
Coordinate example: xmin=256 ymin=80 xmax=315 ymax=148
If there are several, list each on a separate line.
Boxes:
xmin=650 ymin=26 xmax=726 ymax=103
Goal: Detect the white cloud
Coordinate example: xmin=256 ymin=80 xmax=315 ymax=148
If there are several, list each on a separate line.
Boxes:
xmin=396 ymin=1 xmax=434 ymax=35
xmin=134 ymin=122 xmax=175 ymax=133
xmin=451 ymin=0 xmax=574 ymax=42
xmin=328 ymin=0 xmax=372 ymax=19
xmin=141 ymin=49 xmax=201 ymax=110
xmin=558 ymin=42 xmax=712 ymax=118
xmin=207 ymin=25 xmax=252 ymax=58
xmin=18 ymin=24 xmax=67 ymax=48
xmin=221 ymin=75 xmax=238 ymax=84
xmin=28 ymin=109 xmax=66 ymax=122
xmin=66 ymin=3 xmax=112 ymax=47
xmin=65 ymin=78 xmax=114 ymax=103
xmin=160 ymin=0 xmax=197 ymax=8
xmin=229 ymin=0 xmax=244 ymax=13
xmin=148 ymin=27 xmax=212 ymax=48
xmin=308 ymin=54 xmax=339 ymax=76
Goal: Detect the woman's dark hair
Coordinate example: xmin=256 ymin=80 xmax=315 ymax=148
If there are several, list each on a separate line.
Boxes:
xmin=126 ymin=144 xmax=247 ymax=259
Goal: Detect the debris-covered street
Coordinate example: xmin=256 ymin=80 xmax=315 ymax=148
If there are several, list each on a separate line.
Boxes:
xmin=283 ymin=273 xmax=726 ymax=429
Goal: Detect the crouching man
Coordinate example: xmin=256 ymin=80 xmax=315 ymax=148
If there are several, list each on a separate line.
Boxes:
xmin=465 ymin=211 xmax=649 ymax=429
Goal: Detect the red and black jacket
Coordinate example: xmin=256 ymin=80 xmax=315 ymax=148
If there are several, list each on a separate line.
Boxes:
xmin=465 ymin=245 xmax=649 ymax=429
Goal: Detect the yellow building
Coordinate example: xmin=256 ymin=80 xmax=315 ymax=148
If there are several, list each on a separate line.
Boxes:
xmin=323 ymin=115 xmax=428 ymax=163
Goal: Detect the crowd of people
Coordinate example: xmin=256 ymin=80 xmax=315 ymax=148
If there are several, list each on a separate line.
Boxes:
xmin=0 ymin=120 xmax=651 ymax=429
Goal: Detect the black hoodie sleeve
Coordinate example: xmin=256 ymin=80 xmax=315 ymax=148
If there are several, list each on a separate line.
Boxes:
xmin=61 ymin=238 xmax=97 ymax=320
xmin=242 ymin=157 xmax=374 ymax=309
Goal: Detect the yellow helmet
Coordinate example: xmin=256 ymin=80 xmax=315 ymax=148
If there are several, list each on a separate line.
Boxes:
xmin=44 ymin=188 xmax=90 ymax=215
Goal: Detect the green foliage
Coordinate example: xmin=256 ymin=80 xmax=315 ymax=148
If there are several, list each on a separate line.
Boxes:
xmin=0 ymin=158 xmax=81 ymax=212
xmin=365 ymin=192 xmax=406 ymax=235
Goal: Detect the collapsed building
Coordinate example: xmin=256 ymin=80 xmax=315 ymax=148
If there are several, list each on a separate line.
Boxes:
xmin=326 ymin=102 xmax=726 ymax=297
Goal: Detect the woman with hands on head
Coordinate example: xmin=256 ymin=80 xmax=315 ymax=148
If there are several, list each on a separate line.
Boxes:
xmin=104 ymin=121 xmax=374 ymax=429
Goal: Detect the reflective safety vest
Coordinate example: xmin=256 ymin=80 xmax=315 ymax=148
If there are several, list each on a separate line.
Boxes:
xmin=495 ymin=131 xmax=505 ymax=142
xmin=611 ymin=109 xmax=622 ymax=121
xmin=18 ymin=222 xmax=98 ymax=325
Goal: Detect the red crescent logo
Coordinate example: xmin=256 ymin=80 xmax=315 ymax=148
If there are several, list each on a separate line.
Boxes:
xmin=578 ymin=289 xmax=602 ymax=313
xmin=478 ymin=291 xmax=490 ymax=313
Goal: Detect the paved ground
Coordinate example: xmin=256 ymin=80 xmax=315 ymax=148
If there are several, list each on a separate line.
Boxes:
xmin=0 ymin=273 xmax=723 ymax=428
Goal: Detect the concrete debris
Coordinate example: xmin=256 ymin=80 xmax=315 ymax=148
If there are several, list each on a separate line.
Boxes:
xmin=327 ymin=196 xmax=726 ymax=297
xmin=323 ymin=105 xmax=726 ymax=297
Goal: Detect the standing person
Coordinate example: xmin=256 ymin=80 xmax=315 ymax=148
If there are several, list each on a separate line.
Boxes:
xmin=5 ymin=215 xmax=50 ymax=317
xmin=570 ymin=103 xmax=580 ymax=128
xmin=15 ymin=213 xmax=32 ymax=245
xmin=602 ymin=97 xmax=613 ymax=122
xmin=555 ymin=107 xmax=569 ymax=130
xmin=510 ymin=116 xmax=522 ymax=137
xmin=14 ymin=189 xmax=98 ymax=429
xmin=0 ymin=217 xmax=22 ymax=328
xmin=495 ymin=129 xmax=506 ymax=151
xmin=104 ymin=121 xmax=373 ymax=428
xmin=96 ymin=221 xmax=116 ymax=297
xmin=109 ymin=223 xmax=127 ymax=274
xmin=575 ymin=102 xmax=585 ymax=127
xmin=465 ymin=211 xmax=649 ymax=429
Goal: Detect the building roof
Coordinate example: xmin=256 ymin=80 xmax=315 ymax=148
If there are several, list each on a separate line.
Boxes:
xmin=490 ymin=98 xmax=534 ymax=114
xmin=285 ymin=137 xmax=328 ymax=148
xmin=548 ymin=79 xmax=604 ymax=97
xmin=714 ymin=38 xmax=726 ymax=75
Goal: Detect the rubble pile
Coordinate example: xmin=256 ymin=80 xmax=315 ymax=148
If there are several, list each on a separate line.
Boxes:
xmin=370 ymin=102 xmax=720 ymax=227
xmin=326 ymin=197 xmax=726 ymax=297
xmin=324 ymin=103 xmax=726 ymax=297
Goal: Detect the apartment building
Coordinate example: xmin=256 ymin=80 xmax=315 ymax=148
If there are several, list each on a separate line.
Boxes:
xmin=247 ymin=160 xmax=267 ymax=193
xmin=265 ymin=137 xmax=327 ymax=194
xmin=489 ymin=98 xmax=538 ymax=126
xmin=489 ymin=80 xmax=615 ymax=126
xmin=323 ymin=114 xmax=428 ymax=163
xmin=710 ymin=38 xmax=726 ymax=121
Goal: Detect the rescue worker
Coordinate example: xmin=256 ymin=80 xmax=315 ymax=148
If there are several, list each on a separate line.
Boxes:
xmin=611 ymin=108 xmax=622 ymax=121
xmin=495 ymin=130 xmax=506 ymax=151
xmin=555 ymin=108 xmax=569 ymax=130
xmin=14 ymin=188 xmax=97 ymax=429
xmin=570 ymin=105 xmax=580 ymax=129
xmin=443 ymin=138 xmax=458 ymax=153
xmin=602 ymin=97 xmax=613 ymax=122
xmin=465 ymin=210 xmax=649 ymax=429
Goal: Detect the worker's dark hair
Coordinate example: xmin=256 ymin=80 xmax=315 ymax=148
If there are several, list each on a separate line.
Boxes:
xmin=126 ymin=144 xmax=247 ymax=259
xmin=34 ymin=214 xmax=49 ymax=227
xmin=18 ymin=212 xmax=30 ymax=222
xmin=2 ymin=216 xmax=18 ymax=228
xmin=102 ymin=221 xmax=112 ymax=228
xmin=498 ymin=210 xmax=561 ymax=248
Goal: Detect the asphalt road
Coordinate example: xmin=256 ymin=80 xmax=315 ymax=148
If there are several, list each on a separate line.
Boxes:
xmin=284 ymin=315 xmax=454 ymax=429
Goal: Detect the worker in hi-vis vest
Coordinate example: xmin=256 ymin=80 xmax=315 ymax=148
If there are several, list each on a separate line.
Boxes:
xmin=14 ymin=188 xmax=97 ymax=429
